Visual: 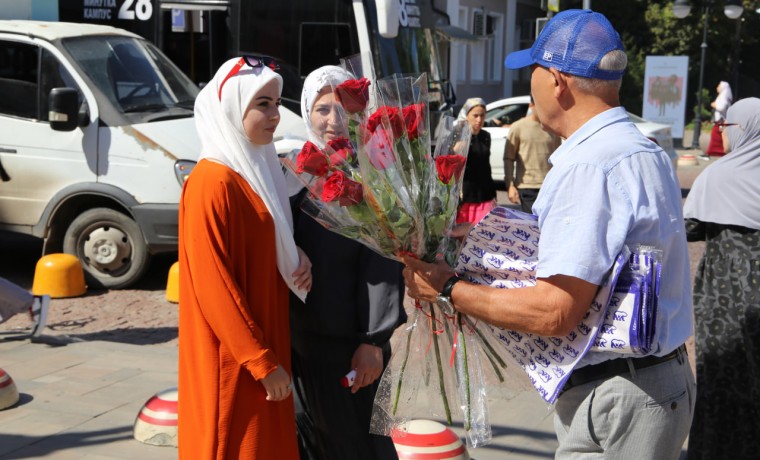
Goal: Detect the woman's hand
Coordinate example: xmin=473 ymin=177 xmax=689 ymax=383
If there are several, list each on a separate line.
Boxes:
xmin=260 ymin=365 xmax=293 ymax=402
xmin=349 ymin=344 xmax=383 ymax=394
xmin=292 ymin=247 xmax=312 ymax=292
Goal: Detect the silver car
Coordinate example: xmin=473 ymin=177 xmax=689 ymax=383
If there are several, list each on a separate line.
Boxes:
xmin=482 ymin=96 xmax=678 ymax=188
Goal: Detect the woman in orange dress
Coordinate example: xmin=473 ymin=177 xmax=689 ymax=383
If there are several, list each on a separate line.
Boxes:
xmin=178 ymin=56 xmax=312 ymax=459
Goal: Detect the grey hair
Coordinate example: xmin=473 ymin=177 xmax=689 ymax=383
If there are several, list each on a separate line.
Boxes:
xmin=573 ymin=50 xmax=627 ymax=93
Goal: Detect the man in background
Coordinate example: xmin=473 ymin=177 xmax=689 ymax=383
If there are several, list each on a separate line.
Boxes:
xmin=504 ymin=95 xmax=561 ymax=213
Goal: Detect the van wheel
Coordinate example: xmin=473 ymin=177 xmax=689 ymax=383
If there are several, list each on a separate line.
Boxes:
xmin=63 ymin=208 xmax=151 ymax=289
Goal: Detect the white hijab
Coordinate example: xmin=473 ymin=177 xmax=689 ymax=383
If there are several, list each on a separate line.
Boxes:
xmin=283 ymin=65 xmax=354 ymax=197
xmin=194 ymin=57 xmax=307 ymax=301
xmin=684 ymin=97 xmax=760 ymax=231
xmin=300 ymin=65 xmax=354 ymax=148
xmin=456 ymin=97 xmax=487 ymax=121
xmin=713 ymin=81 xmax=733 ymax=122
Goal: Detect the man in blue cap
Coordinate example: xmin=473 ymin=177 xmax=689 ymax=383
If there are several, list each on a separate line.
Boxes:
xmin=401 ymin=9 xmax=695 ymax=457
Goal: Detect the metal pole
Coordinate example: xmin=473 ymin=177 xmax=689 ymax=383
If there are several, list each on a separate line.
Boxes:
xmin=732 ymin=18 xmax=741 ymax=99
xmin=692 ymin=4 xmax=710 ymax=150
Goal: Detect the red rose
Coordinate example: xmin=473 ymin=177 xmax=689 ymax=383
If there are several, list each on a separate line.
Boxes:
xmin=296 ymin=141 xmax=329 ymax=176
xmin=335 ymin=78 xmax=371 ymax=114
xmin=321 ymin=170 xmax=364 ymax=206
xmin=326 ymin=137 xmax=354 ymax=166
xmin=435 ymin=155 xmax=466 ymax=184
xmin=402 ymin=103 xmax=425 ymax=140
xmin=367 ymin=106 xmax=405 ymax=139
xmin=327 ymin=137 xmax=352 ymax=153
xmin=365 ymin=128 xmax=396 ymax=170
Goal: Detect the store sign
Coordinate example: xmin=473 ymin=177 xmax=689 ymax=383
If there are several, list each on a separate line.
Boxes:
xmin=399 ymin=0 xmax=420 ymax=27
xmin=83 ymin=0 xmax=116 ymax=20
xmin=82 ymin=0 xmax=153 ymax=21
xmin=399 ymin=0 xmax=434 ymax=29
xmin=60 ymin=0 xmax=157 ymax=41
xmin=171 ymin=9 xmax=186 ymax=32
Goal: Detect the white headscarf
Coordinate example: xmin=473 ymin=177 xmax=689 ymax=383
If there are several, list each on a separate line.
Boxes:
xmin=684 ymin=97 xmax=760 ymax=231
xmin=713 ymin=81 xmax=733 ymax=122
xmin=194 ymin=57 xmax=307 ymax=301
xmin=283 ymin=65 xmax=354 ymax=197
xmin=300 ymin=65 xmax=354 ymax=148
xmin=457 ymin=97 xmax=487 ymax=121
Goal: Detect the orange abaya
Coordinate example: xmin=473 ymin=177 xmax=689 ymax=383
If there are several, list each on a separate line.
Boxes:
xmin=178 ymin=159 xmax=299 ymax=459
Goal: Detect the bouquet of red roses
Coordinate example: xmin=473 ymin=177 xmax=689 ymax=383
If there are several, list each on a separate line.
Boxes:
xmin=283 ymin=56 xmax=468 ymax=263
xmin=283 ymin=55 xmax=511 ymax=448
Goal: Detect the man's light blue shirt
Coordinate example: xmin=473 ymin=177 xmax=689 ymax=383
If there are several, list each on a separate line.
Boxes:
xmin=533 ymin=107 xmax=693 ymax=365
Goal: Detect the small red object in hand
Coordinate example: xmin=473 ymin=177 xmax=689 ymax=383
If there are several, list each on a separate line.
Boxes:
xmin=341 ymin=369 xmax=357 ymax=388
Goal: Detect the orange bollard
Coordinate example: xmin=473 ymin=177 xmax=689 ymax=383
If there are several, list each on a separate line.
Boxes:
xmin=31 ymin=254 xmax=86 ymax=298
xmin=165 ymin=262 xmax=179 ymax=303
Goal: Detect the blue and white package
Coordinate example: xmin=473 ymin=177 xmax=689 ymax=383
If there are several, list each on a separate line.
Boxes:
xmin=455 ymin=208 xmax=666 ymax=402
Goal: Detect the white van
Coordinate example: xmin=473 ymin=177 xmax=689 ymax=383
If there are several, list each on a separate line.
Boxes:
xmin=0 ymin=20 xmax=306 ymax=289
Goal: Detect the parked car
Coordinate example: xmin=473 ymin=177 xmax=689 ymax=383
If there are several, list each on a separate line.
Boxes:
xmin=482 ymin=96 xmax=678 ymax=188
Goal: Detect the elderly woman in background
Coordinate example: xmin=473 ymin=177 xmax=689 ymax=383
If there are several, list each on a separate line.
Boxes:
xmin=683 ymin=97 xmax=760 ymax=460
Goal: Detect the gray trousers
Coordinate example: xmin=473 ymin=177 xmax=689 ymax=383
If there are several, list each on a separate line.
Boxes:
xmin=0 ymin=277 xmax=33 ymax=324
xmin=554 ymin=351 xmax=695 ymax=459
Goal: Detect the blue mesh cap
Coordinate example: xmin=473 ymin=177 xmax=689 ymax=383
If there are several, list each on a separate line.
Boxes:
xmin=505 ymin=9 xmax=625 ymax=80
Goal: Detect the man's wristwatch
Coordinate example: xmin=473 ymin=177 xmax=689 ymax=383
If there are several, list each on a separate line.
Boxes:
xmin=435 ymin=275 xmax=461 ymax=314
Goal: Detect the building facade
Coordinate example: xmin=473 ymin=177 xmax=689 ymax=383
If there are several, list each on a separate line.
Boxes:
xmin=1 ymin=0 xmax=548 ymax=111
xmin=446 ymin=0 xmax=546 ymax=106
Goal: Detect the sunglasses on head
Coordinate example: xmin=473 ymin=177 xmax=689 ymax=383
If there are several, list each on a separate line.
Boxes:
xmin=218 ymin=56 xmax=281 ymax=100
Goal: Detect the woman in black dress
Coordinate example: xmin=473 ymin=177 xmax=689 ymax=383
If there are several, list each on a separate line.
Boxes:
xmin=455 ymin=97 xmax=497 ymax=225
xmin=288 ymin=65 xmax=406 ymax=460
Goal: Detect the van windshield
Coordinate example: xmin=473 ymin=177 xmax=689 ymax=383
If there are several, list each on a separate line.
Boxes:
xmin=62 ymin=35 xmax=199 ymax=117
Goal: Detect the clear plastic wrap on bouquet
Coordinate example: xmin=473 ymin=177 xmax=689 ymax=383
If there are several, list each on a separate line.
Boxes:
xmin=280 ymin=138 xmax=399 ymax=256
xmin=373 ymin=73 xmax=431 ymax=203
xmin=370 ymin=308 xmax=458 ymax=431
xmin=421 ymin=116 xmax=471 ymax=263
xmin=352 ymin=71 xmax=442 ymax=257
xmin=354 ymin=123 xmax=424 ymax=256
xmin=370 ymin=297 xmax=534 ymax=448
xmin=283 ymin=56 xmax=474 ymax=263
xmin=281 ymin=53 xmax=517 ymax=447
